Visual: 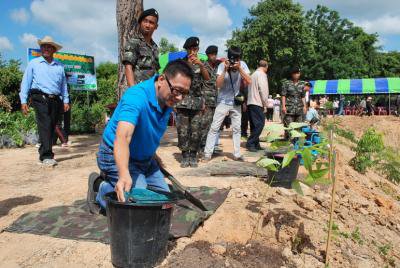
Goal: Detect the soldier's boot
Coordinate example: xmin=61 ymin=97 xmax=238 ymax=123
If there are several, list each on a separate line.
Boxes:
xmin=189 ymin=151 xmax=198 ymax=168
xmin=180 ymin=151 xmax=190 ymax=168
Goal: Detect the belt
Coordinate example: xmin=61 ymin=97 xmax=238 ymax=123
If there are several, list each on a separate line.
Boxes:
xmin=30 ymin=89 xmax=60 ymax=99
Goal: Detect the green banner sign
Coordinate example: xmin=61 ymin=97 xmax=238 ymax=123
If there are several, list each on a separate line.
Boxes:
xmin=28 ymin=48 xmax=97 ymax=91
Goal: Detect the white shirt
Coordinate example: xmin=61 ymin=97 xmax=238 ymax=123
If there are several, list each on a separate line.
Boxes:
xmin=216 ymin=61 xmax=250 ymax=106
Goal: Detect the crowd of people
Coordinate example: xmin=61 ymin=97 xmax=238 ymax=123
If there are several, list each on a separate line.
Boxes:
xmin=17 ymin=8 xmax=400 ymax=211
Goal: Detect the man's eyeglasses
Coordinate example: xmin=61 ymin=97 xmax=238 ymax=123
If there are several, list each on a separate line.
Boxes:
xmin=165 ymin=76 xmax=188 ymax=97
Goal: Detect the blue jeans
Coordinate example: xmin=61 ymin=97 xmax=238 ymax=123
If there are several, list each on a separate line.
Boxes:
xmin=96 ymin=141 xmax=170 ymax=209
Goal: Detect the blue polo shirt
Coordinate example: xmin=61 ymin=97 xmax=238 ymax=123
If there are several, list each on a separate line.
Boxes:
xmin=103 ymin=75 xmax=172 ymax=161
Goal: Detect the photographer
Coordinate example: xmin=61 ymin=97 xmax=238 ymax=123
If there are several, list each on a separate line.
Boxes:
xmin=203 ymin=46 xmax=251 ymax=162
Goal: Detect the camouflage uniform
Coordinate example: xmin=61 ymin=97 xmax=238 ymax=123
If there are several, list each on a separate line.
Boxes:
xmin=176 ymin=59 xmax=205 ymax=154
xmin=122 ymin=32 xmax=159 ymax=85
xmin=281 ymin=80 xmax=306 ymax=127
xmin=200 ymin=61 xmax=219 ymax=148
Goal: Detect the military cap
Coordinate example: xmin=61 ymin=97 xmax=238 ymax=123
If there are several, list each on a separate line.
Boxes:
xmin=205 ymin=45 xmax=218 ymax=55
xmin=138 ymin=8 xmax=159 ymax=23
xmin=290 ymin=66 xmax=301 ymax=74
xmin=183 ymin=37 xmax=200 ymax=49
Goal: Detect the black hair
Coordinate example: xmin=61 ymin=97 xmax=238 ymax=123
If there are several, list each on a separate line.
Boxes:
xmin=163 ymin=59 xmax=193 ymax=81
xmin=227 ymin=46 xmax=242 ymax=60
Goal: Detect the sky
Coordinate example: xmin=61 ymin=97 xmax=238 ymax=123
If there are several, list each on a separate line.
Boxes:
xmin=0 ymin=0 xmax=399 ymax=68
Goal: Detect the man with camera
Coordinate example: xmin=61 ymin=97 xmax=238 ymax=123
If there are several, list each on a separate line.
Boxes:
xmin=281 ymin=66 xmax=307 ymax=134
xmin=203 ymin=46 xmax=251 ymax=161
xmin=175 ymin=37 xmax=210 ymax=168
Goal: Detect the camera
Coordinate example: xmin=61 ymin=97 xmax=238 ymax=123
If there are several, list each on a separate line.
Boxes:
xmin=227 ymin=46 xmax=242 ymax=71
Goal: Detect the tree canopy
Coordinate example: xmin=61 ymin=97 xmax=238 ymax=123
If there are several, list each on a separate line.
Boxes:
xmin=159 ymin=37 xmax=179 ymax=54
xmin=228 ymin=0 xmax=397 ymax=94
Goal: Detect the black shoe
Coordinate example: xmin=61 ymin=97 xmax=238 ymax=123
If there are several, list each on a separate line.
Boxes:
xmin=256 ymin=145 xmax=266 ymax=151
xmin=180 ymin=151 xmax=190 ymax=168
xmin=87 ymin=172 xmax=103 ymax=215
xmin=246 ymin=146 xmax=258 ymax=152
xmin=189 ymin=151 xmax=198 ymax=168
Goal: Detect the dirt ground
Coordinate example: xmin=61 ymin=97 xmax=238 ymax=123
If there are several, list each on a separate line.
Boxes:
xmin=0 ymin=116 xmax=400 ymax=268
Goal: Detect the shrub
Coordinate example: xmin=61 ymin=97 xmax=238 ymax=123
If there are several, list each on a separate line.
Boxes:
xmin=70 ymin=103 xmax=106 ymax=134
xmin=350 ymin=128 xmax=384 ymax=174
xmin=0 ymin=109 xmax=37 ymax=147
xmin=379 ymin=149 xmax=400 ymax=184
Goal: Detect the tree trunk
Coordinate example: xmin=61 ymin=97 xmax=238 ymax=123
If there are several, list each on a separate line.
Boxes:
xmin=116 ymin=0 xmax=143 ymax=99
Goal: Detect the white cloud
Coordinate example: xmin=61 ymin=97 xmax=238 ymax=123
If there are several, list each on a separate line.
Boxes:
xmin=146 ymin=0 xmax=232 ymax=36
xmin=355 ymin=15 xmax=400 ymax=35
xmin=297 ymin=0 xmax=400 ymax=19
xmin=19 ymin=33 xmax=39 ymax=48
xmin=10 ymin=8 xmax=30 ymax=24
xmin=230 ymin=0 xmax=259 ymax=8
xmin=30 ymin=0 xmax=117 ymax=63
xmin=0 ymin=36 xmax=13 ymax=51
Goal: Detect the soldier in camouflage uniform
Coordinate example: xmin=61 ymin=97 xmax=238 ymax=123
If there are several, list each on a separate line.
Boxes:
xmin=176 ymin=37 xmax=210 ymax=168
xmin=122 ymin=8 xmax=160 ymax=87
xmin=281 ymin=66 xmax=307 ymax=138
xmin=200 ymin=45 xmax=220 ymax=155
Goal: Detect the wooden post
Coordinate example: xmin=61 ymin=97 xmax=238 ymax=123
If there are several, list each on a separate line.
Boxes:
xmin=325 ymin=129 xmax=338 ymax=265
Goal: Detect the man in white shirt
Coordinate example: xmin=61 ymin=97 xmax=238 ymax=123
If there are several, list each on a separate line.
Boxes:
xmin=203 ymin=47 xmax=251 ymax=161
xmin=246 ymin=60 xmax=269 ymax=152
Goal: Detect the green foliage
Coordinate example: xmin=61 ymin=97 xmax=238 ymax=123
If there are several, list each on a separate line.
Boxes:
xmin=0 ymin=54 xmax=23 ymax=111
xmin=263 ymin=122 xmax=307 ymax=143
xmin=304 ymin=5 xmax=379 ymax=80
xmin=70 ymin=102 xmax=106 ymax=134
xmin=379 ymin=148 xmax=400 ymax=184
xmin=323 ymin=119 xmax=357 ymax=143
xmin=227 ymin=1 xmax=396 ymax=93
xmin=257 ymin=141 xmax=330 ymax=195
xmin=0 ymin=109 xmax=37 ymax=147
xmin=351 ymin=227 xmax=364 ymax=245
xmin=159 ymin=37 xmax=179 ymax=54
xmin=69 ymin=62 xmax=118 ymax=133
xmin=350 ymin=128 xmax=384 ymax=174
xmin=228 ymin=0 xmax=315 ymax=91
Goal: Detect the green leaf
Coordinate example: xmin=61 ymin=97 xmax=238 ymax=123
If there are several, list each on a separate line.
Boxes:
xmin=256 ymin=157 xmax=281 ymax=169
xmin=264 ymin=124 xmax=285 ymax=133
xmin=302 ymin=148 xmax=313 ymax=171
xmin=270 ymin=140 xmax=291 ymax=149
xmin=290 ymin=130 xmax=306 ymax=138
xmin=291 ymin=180 xmax=304 ymax=195
xmin=289 ymin=122 xmax=308 ymax=129
xmin=313 ymin=177 xmax=332 ymax=185
xmin=267 ymin=134 xmax=283 ymax=142
xmin=303 ymin=174 xmax=315 ymax=186
xmin=310 ymin=168 xmax=329 ymax=179
xmin=282 ymin=150 xmax=296 ymax=168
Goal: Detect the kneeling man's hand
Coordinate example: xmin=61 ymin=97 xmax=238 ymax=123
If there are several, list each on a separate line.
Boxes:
xmin=115 ymin=175 xmax=132 ymax=202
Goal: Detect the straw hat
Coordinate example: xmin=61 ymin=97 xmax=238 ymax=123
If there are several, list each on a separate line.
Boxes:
xmin=37 ymin=36 xmax=62 ymax=51
xmin=275 ymin=94 xmax=281 ymax=98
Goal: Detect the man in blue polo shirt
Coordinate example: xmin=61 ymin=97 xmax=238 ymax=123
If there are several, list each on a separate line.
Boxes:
xmin=87 ymin=60 xmax=193 ymax=212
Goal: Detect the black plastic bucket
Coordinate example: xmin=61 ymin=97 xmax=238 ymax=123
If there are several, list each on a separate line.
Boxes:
xmin=105 ymin=191 xmax=176 ymax=268
xmin=265 ymin=152 xmax=300 ymax=189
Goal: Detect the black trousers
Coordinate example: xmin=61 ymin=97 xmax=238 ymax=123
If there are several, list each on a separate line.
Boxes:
xmin=266 ymin=108 xmax=273 ymax=121
xmin=31 ymin=93 xmax=62 ymax=161
xmin=241 ymin=105 xmax=249 ymax=137
xmin=246 ymin=105 xmax=265 ymax=149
